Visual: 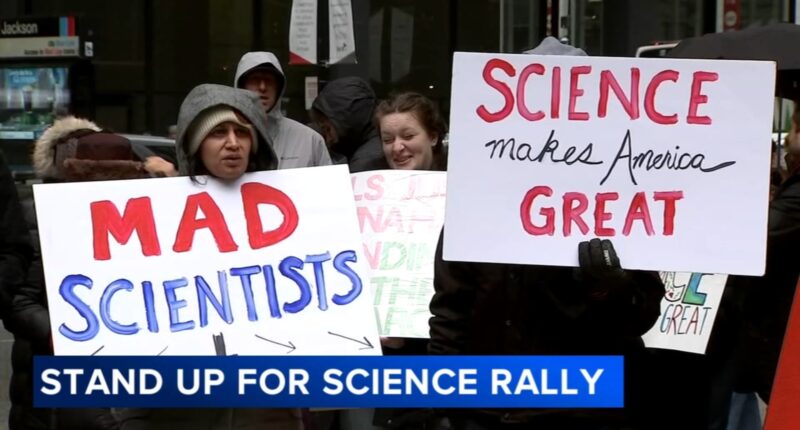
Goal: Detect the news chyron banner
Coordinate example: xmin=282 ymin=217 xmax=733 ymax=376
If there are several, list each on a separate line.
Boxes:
xmin=34 ymin=356 xmax=623 ymax=408
xmin=445 ymin=53 xmax=775 ymax=276
xmin=33 ymin=165 xmax=381 ymax=356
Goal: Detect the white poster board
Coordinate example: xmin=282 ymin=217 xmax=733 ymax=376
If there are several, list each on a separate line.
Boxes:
xmin=642 ymin=272 xmax=727 ymax=354
xmin=289 ymin=0 xmax=317 ymax=65
xmin=445 ymin=52 xmax=775 ymax=276
xmin=329 ymin=0 xmax=356 ymax=64
xmin=352 ymin=171 xmax=446 ymax=338
xmin=34 ymin=165 xmax=381 ymax=356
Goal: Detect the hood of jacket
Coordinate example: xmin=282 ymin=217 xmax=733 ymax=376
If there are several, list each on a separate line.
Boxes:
xmin=32 ymin=116 xmax=150 ymax=182
xmin=33 ymin=116 xmax=100 ymax=179
xmin=523 ymin=36 xmax=588 ymax=56
xmin=234 ymin=51 xmax=286 ymax=120
xmin=311 ymin=76 xmax=378 ymax=158
xmin=175 ymin=83 xmax=278 ymax=176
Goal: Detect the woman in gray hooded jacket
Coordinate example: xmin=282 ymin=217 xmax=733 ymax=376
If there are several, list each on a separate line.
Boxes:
xmin=114 ymin=84 xmax=303 ymax=430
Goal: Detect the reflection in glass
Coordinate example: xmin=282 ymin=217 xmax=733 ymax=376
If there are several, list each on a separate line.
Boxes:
xmin=0 ymin=67 xmax=70 ymax=140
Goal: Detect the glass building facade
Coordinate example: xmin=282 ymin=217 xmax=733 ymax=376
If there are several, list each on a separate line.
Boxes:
xmin=0 ymin=0 xmax=796 ymax=137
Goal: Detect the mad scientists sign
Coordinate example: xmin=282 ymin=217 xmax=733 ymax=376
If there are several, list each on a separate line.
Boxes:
xmin=33 ymin=165 xmax=380 ymax=356
xmin=444 ymin=52 xmax=775 ymax=276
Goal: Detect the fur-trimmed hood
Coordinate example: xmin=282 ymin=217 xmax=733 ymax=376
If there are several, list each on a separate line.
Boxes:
xmin=33 ymin=116 xmax=149 ymax=182
xmin=33 ymin=116 xmax=100 ymax=179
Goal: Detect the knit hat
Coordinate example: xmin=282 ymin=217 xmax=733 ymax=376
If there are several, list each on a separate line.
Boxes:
xmin=185 ymin=106 xmax=259 ymax=157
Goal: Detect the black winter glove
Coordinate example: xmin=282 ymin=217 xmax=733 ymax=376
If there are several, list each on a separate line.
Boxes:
xmin=576 ymin=238 xmax=631 ymax=299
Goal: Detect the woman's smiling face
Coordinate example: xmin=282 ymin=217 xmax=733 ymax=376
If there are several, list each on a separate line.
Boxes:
xmin=380 ymin=112 xmax=437 ymax=171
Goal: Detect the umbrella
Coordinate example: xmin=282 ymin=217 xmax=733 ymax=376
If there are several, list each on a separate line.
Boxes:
xmin=667 ymin=23 xmax=800 ymax=100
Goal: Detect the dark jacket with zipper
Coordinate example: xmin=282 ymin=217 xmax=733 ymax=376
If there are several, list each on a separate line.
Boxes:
xmin=709 ymin=172 xmax=800 ymax=402
xmin=0 ymin=148 xmax=33 ymax=320
xmin=428 ymin=230 xmax=664 ymax=428
xmin=5 ymin=116 xmax=138 ymax=430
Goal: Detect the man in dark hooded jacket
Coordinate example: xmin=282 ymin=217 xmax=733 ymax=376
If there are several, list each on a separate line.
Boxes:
xmin=708 ymin=170 xmax=800 ymax=398
xmin=311 ymin=76 xmax=389 ymax=172
xmin=430 ymin=234 xmax=664 ymax=429
xmin=734 ymin=116 xmax=800 ymax=401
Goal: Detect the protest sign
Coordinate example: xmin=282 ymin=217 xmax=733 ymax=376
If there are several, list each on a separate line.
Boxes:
xmin=352 ymin=170 xmax=446 ymax=338
xmin=642 ymin=272 xmax=726 ymax=354
xmin=329 ymin=0 xmax=356 ymax=64
xmin=445 ymin=52 xmax=775 ymax=276
xmin=34 ymin=165 xmax=381 ymax=356
xmin=289 ymin=0 xmax=317 ymax=65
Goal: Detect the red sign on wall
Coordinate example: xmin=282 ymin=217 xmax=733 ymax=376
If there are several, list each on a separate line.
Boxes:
xmin=723 ymin=0 xmax=741 ymax=31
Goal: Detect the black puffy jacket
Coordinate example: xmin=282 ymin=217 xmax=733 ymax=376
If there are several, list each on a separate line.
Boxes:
xmin=4 ymin=117 xmax=141 ymax=430
xmin=428 ymin=229 xmax=664 ymax=427
xmin=0 ymin=148 xmax=33 ymax=320
xmin=709 ymin=172 xmax=800 ymax=401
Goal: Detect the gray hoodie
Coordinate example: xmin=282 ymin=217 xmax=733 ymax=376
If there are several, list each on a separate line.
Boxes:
xmin=175 ymin=83 xmax=278 ymax=176
xmin=119 ymin=94 xmax=300 ymax=430
xmin=234 ymin=52 xmax=332 ymax=169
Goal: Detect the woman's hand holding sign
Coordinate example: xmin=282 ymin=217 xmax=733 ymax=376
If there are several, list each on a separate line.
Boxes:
xmin=572 ymin=238 xmax=664 ymax=338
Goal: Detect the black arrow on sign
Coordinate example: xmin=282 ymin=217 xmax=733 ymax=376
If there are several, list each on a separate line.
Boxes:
xmin=327 ymin=331 xmax=374 ymax=350
xmin=255 ymin=334 xmax=297 ymax=354
xmin=213 ymin=333 xmax=227 ymax=356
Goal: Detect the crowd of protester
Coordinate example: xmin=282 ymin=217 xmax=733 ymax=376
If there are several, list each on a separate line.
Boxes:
xmin=0 ymin=37 xmax=798 ymax=430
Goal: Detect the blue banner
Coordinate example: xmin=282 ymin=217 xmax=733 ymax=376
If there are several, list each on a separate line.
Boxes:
xmin=34 ymin=355 xmax=623 ymax=408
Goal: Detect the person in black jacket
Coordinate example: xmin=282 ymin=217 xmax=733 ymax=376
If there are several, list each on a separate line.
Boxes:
xmin=429 ymin=234 xmax=664 ymax=430
xmin=0 ymin=148 xmax=36 ymax=426
xmin=707 ymin=165 xmax=800 ymax=404
xmin=703 ymin=107 xmax=800 ymax=430
xmin=6 ymin=116 xmax=154 ymax=430
xmin=311 ymin=77 xmax=390 ymax=172
xmin=0 ymin=147 xmax=35 ymax=428
xmin=0 ymin=148 xmax=33 ymax=321
xmin=428 ymin=37 xmax=665 ymax=430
